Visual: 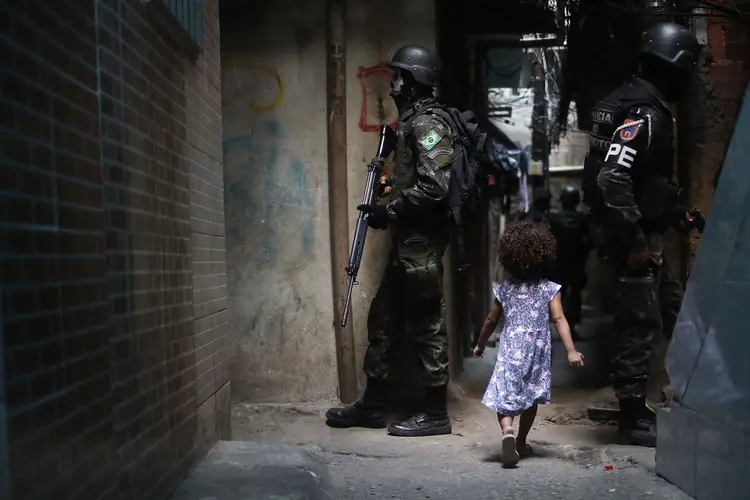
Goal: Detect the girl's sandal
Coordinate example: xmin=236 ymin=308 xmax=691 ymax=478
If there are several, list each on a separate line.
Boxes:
xmin=501 ymin=433 xmax=520 ymax=468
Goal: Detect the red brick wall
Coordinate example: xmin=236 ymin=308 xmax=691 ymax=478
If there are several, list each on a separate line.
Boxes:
xmin=0 ymin=1 xmax=228 ymax=499
xmin=684 ymin=10 xmax=750 ymax=263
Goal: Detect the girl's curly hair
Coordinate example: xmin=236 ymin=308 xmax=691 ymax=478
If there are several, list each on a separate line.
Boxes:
xmin=498 ymin=219 xmax=557 ymax=281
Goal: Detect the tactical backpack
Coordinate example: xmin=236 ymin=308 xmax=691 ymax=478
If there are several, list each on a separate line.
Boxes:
xmin=413 ymin=104 xmax=497 ymax=270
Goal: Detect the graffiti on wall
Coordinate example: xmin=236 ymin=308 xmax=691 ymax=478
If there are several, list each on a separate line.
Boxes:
xmin=222 ymin=61 xmax=285 ymax=113
xmin=357 ymin=62 xmax=398 ymax=133
xmin=223 ymin=121 xmax=315 ymax=266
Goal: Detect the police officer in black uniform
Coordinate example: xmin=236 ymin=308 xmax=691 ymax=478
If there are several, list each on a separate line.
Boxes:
xmin=548 ymin=185 xmax=590 ymax=338
xmin=582 ymin=22 xmax=700 ymax=447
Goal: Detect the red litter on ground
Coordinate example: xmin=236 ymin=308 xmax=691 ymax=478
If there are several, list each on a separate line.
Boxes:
xmin=604 ymin=465 xmax=615 ymax=471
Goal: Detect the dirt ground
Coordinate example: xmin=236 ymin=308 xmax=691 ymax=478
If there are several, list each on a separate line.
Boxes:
xmin=228 ymin=313 xmax=666 ymax=479
xmin=180 ymin=388 xmax=684 ymax=500
xmin=228 ymin=381 xmax=659 ymax=478
xmin=231 ymin=384 xmax=619 ymax=442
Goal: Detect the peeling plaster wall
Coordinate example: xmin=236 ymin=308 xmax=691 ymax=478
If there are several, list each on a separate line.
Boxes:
xmin=221 ymin=0 xmax=437 ymax=401
xmin=221 ymin=0 xmax=336 ymax=402
xmin=683 ymin=17 xmax=750 ymax=267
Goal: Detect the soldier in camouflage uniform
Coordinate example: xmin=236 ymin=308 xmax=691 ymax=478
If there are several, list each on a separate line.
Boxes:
xmin=582 ymin=23 xmax=700 ymax=447
xmin=326 ymin=45 xmax=456 ymax=437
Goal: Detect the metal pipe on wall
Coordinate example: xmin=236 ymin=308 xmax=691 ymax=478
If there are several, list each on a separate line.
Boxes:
xmin=326 ymin=0 xmax=357 ymax=404
xmin=469 ymin=40 xmax=489 ymax=356
xmin=675 ymin=4 xmax=698 ymax=283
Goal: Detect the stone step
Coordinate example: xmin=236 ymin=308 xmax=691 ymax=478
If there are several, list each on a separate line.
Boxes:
xmin=171 ymin=441 xmax=333 ymax=500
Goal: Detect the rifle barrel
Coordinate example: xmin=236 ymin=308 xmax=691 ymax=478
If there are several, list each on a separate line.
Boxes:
xmin=341 ymin=275 xmax=355 ymax=327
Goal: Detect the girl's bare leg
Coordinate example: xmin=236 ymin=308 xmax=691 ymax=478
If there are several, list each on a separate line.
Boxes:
xmin=517 ymin=404 xmax=538 ymax=451
xmin=497 ymin=414 xmax=514 ymax=434
xmin=498 ymin=413 xmax=520 ymax=467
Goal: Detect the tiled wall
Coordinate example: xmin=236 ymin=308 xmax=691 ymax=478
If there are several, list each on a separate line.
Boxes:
xmin=658 ymin=82 xmax=750 ymax=500
xmin=0 ymin=1 xmax=228 ymax=499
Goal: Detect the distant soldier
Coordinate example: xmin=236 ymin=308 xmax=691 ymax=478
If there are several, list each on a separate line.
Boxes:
xmin=547 ymin=185 xmax=590 ymax=338
xmin=523 ymin=186 xmax=552 ymax=223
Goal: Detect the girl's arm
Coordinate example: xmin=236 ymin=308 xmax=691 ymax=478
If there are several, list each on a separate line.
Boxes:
xmin=476 ymin=299 xmax=503 ymax=349
xmin=550 ymin=292 xmax=577 ymax=354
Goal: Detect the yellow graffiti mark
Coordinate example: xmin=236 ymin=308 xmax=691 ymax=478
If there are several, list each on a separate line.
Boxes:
xmin=222 ymin=62 xmax=285 ymax=112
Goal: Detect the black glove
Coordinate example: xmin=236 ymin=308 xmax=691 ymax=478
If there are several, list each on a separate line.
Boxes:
xmin=357 ymin=203 xmax=390 ymax=230
xmin=377 ymin=176 xmax=394 ymax=198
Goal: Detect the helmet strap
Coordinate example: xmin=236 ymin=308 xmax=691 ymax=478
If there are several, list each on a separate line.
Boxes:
xmin=393 ymin=82 xmax=434 ymax=115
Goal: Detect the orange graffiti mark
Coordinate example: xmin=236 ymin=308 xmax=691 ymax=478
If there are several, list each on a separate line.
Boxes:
xmin=357 ymin=62 xmax=398 ymax=133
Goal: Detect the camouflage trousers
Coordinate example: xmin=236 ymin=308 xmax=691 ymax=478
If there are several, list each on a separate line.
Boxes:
xmin=605 ymin=232 xmax=684 ymax=399
xmin=363 ymin=251 xmax=449 ymax=388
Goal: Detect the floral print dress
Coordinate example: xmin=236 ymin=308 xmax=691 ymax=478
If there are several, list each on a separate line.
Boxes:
xmin=481 ymin=279 xmax=562 ymax=416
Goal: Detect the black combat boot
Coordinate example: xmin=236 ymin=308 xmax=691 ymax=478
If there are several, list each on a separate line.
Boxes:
xmin=325 ymin=378 xmax=387 ymax=429
xmin=387 ymin=385 xmax=452 ymax=437
xmin=617 ymin=397 xmax=657 ymax=447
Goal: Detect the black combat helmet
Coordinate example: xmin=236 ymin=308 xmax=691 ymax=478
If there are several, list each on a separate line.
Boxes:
xmin=640 ymin=22 xmax=700 ymax=73
xmin=560 ymin=185 xmax=580 ymax=208
xmin=388 ymin=45 xmax=442 ymax=87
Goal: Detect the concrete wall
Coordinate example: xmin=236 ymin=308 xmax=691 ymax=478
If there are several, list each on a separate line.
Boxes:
xmin=0 ymin=1 xmax=229 ymax=498
xmin=549 ymin=131 xmax=587 ymax=167
xmin=221 ymin=0 xmax=335 ymax=403
xmin=221 ymin=0 xmax=436 ymax=402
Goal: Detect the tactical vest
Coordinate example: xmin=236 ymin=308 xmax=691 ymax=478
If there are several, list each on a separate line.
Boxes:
xmin=548 ymin=209 xmax=588 ymax=261
xmin=583 ymin=78 xmax=674 ymax=213
xmin=389 ymin=98 xmax=458 ymax=240
xmin=391 ymin=98 xmax=445 ymax=200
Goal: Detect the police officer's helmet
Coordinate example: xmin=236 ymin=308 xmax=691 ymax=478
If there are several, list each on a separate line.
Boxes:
xmin=640 ymin=22 xmax=700 ymax=73
xmin=560 ymin=185 xmax=580 ymax=207
xmin=388 ymin=45 xmax=442 ymax=87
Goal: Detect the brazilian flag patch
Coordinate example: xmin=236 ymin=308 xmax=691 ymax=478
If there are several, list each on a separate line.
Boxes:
xmin=418 ymin=130 xmax=441 ymax=151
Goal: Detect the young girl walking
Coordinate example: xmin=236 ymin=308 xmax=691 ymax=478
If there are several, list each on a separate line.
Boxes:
xmin=473 ymin=220 xmax=585 ymax=468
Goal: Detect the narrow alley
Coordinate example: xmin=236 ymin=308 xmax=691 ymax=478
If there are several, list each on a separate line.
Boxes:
xmin=175 ymin=402 xmax=691 ymax=499
xmin=169 ymin=309 xmax=693 ymax=498
xmin=1 ymin=1 xmax=750 ymax=500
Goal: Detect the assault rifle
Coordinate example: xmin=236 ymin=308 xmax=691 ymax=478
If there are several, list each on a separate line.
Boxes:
xmin=340 ymin=124 xmax=397 ymax=328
